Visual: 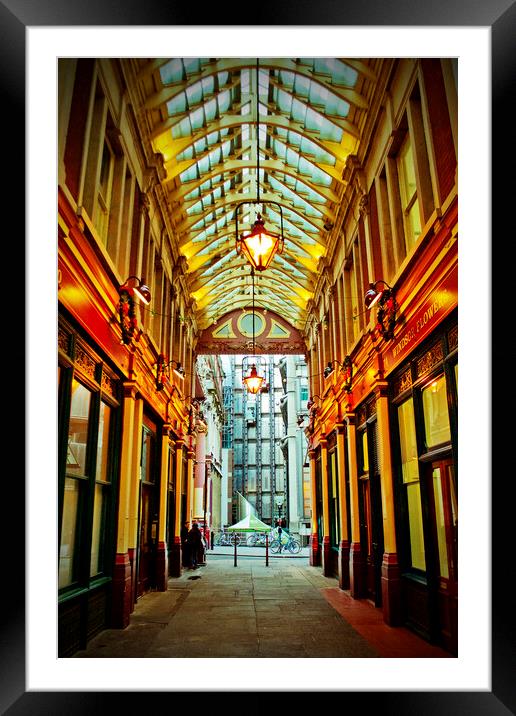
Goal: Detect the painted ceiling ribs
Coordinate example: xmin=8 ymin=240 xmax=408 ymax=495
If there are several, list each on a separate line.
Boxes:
xmin=135 ymin=57 xmax=378 ymax=330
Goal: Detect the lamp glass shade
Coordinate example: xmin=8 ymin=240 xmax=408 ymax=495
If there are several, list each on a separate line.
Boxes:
xmin=133 ymin=283 xmax=152 ymax=304
xmin=243 ymin=364 xmax=265 ymax=394
xmin=173 ymin=365 xmax=185 ymax=379
xmin=237 ymin=215 xmax=283 ymax=271
xmin=365 ymin=287 xmax=382 ymax=309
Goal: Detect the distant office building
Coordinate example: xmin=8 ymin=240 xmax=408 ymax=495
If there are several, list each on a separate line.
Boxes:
xmin=221 ymin=354 xmax=309 ymax=534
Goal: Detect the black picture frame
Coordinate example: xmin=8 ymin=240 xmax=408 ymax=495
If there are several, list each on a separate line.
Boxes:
xmin=9 ymin=0 xmax=512 ymax=712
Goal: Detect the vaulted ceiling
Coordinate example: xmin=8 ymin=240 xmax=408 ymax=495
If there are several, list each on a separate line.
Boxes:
xmin=134 ymin=57 xmax=381 ymax=331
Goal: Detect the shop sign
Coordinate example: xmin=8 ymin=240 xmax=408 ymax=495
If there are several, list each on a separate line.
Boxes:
xmin=384 ymin=264 xmax=457 ymax=374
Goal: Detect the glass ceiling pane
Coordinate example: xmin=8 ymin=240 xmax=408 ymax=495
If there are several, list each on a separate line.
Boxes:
xmin=217 ymin=71 xmax=229 ymax=86
xmin=269 ymin=177 xmax=323 ymax=217
xmin=167 ymin=93 xmax=187 ymax=116
xmin=186 ymin=83 xmax=203 ymax=106
xmin=159 ymin=59 xmax=184 ymax=84
xmin=172 ymin=116 xmax=193 ymax=139
xmin=180 ymin=164 xmax=199 ymax=183
xmin=314 ymin=59 xmax=358 ymax=86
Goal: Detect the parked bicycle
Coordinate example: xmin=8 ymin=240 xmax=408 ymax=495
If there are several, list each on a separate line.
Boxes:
xmin=214 ymin=530 xmax=241 ymax=547
xmin=246 ymin=532 xmax=268 ymax=547
xmin=270 ymin=532 xmax=301 ymax=554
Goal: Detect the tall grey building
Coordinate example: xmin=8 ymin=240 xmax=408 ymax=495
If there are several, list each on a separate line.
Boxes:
xmin=221 ymin=354 xmax=309 ymax=534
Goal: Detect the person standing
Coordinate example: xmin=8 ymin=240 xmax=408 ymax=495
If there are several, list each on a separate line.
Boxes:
xmin=187 ymin=522 xmax=203 ymax=569
xmin=181 ymin=520 xmax=190 ymax=567
xmin=276 ymin=520 xmax=283 ymax=554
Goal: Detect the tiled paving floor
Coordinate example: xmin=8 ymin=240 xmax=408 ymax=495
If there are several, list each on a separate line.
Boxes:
xmin=73 ymin=553 xmax=452 ymax=659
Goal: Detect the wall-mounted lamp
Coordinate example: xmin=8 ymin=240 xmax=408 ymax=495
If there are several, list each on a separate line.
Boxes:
xmin=156 ymin=354 xmax=185 ymax=391
xmin=118 ymin=276 xmax=151 ymax=344
xmin=306 ymin=394 xmax=323 ymax=412
xmin=364 ymin=280 xmax=397 ymax=341
xmin=296 ymin=412 xmax=309 ymax=428
xmin=323 ymin=356 xmax=353 ymax=392
xmin=120 ymin=275 xmax=151 ymax=304
xmin=235 ymin=59 xmax=284 ymax=272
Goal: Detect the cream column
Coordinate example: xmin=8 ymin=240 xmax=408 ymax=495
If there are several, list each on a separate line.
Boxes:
xmin=336 ymin=422 xmax=350 ymax=589
xmin=158 ymin=426 xmax=171 ymax=544
xmin=169 ymin=438 xmax=185 ymax=577
xmin=194 ymin=427 xmax=207 ymax=522
xmin=308 ymin=447 xmax=319 ymax=566
xmin=127 ymin=397 xmax=144 ymax=559
xmin=156 ymin=424 xmax=171 ymax=590
xmin=375 ymin=384 xmax=397 ymax=554
xmin=346 ymin=412 xmax=365 ymax=598
xmin=174 ymin=440 xmax=185 ymax=536
xmin=186 ymin=444 xmax=195 ymax=525
xmin=375 ymin=381 xmax=401 ymax=625
xmin=320 ymin=437 xmax=332 ymax=577
xmin=112 ymin=382 xmax=139 ymax=627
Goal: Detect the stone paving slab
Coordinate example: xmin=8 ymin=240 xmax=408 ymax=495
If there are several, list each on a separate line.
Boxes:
xmin=74 ymin=556 xmax=378 ymax=659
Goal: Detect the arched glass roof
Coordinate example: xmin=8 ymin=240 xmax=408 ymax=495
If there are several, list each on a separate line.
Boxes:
xmin=137 ymin=57 xmax=379 ymax=328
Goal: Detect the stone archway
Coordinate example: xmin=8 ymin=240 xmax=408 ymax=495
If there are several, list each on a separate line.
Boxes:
xmin=195 ymin=308 xmax=307 ymax=356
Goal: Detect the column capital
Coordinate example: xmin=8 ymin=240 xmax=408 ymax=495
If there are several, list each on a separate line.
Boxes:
xmin=372 ymin=380 xmax=389 ymax=399
xmin=345 ymin=412 xmax=356 ymax=426
xmin=122 ymin=381 xmax=139 ymax=400
xmin=175 ymin=436 xmax=186 ymax=450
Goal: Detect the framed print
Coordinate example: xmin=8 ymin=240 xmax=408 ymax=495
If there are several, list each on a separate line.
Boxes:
xmin=8 ymin=0 xmax=513 ymax=712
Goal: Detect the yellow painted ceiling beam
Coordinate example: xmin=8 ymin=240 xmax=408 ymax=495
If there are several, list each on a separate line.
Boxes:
xmin=266 ymin=76 xmax=361 ymax=140
xmin=152 ymin=109 xmax=357 ymax=168
xmin=188 ymin=267 xmax=312 ymax=304
xmin=165 ymin=158 xmax=340 ymax=203
xmin=177 ymin=189 xmax=326 ymax=236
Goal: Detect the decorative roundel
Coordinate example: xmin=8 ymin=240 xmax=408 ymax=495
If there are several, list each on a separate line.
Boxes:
xmin=238 ymin=311 xmax=266 ymax=338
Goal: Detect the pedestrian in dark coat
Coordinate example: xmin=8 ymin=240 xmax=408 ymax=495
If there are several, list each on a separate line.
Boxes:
xmin=181 ymin=521 xmax=190 ymax=567
xmin=187 ymin=522 xmax=203 ymax=568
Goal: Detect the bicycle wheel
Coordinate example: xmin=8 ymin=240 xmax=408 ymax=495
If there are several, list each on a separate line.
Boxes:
xmin=230 ymin=533 xmax=240 ymax=546
xmin=288 ymin=540 xmax=301 ymax=554
xmin=246 ymin=534 xmax=257 ymax=547
xmin=214 ymin=534 xmax=221 ymax=546
xmin=270 ymin=539 xmax=280 ymax=553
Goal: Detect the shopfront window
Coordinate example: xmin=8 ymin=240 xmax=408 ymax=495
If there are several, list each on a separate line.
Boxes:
xmin=422 ymin=374 xmax=451 ymax=448
xmin=58 ymin=326 xmax=121 ymax=594
xmin=406 ymin=482 xmax=426 ymax=570
xmin=59 ymin=478 xmax=81 ymax=588
xmin=67 ymin=380 xmax=91 ymax=476
xmin=60 ymin=380 xmax=92 ymax=588
xmin=398 ymin=398 xmax=419 ymax=483
xmin=432 ymin=466 xmax=449 ymax=578
xmin=398 ymin=397 xmax=426 ymax=571
xmin=91 ymin=401 xmax=112 ymax=576
xmin=141 ymin=425 xmax=156 ymax=483
xmin=90 ymin=484 xmax=107 ymax=576
xmin=361 ymin=430 xmax=369 ymax=473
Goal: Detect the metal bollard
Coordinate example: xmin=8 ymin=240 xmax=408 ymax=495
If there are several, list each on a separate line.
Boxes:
xmin=234 ymin=536 xmax=238 ymax=567
xmin=265 ymin=533 xmax=269 ymax=567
